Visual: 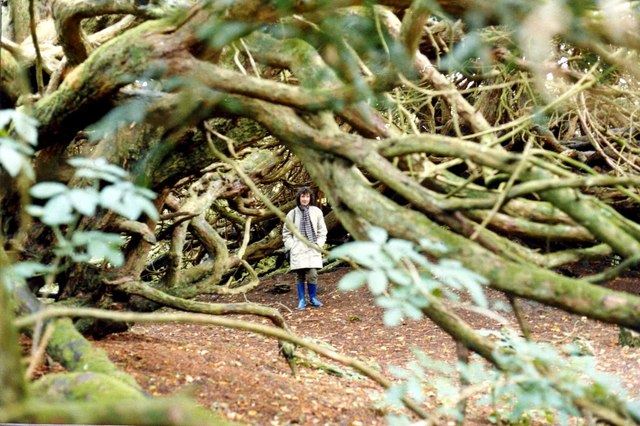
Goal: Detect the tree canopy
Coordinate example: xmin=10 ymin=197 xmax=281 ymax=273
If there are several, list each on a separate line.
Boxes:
xmin=3 ymin=0 xmax=640 ymax=424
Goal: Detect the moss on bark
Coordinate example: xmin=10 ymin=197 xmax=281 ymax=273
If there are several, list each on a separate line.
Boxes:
xmin=46 ymin=318 xmax=139 ymax=388
xmin=0 ymin=270 xmax=28 ymax=406
xmin=0 ymin=48 xmax=30 ymax=104
xmin=1 ymin=397 xmax=232 ymax=425
xmin=31 ymin=372 xmax=144 ymax=402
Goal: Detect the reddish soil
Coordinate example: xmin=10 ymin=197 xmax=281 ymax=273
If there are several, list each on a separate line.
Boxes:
xmin=86 ymin=268 xmax=640 ymax=425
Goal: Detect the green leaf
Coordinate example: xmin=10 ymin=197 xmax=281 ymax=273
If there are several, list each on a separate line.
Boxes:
xmin=0 ymin=110 xmax=38 ymax=144
xmin=26 ymin=205 xmax=44 ymax=217
xmin=464 ymin=280 xmax=488 ymax=308
xmin=74 ymin=168 xmax=113 ymax=182
xmin=68 ymin=188 xmax=99 ymax=216
xmin=11 ymin=111 xmax=38 ymax=145
xmin=367 ymin=270 xmax=387 ymax=295
xmin=121 ymin=191 xmax=144 ymax=220
xmin=491 ymin=300 xmax=511 ymax=311
xmin=385 ymin=414 xmax=412 ymax=426
xmin=338 ymin=270 xmax=367 ymax=291
xmin=414 ymin=351 xmax=453 ymax=374
xmin=0 ymin=143 xmax=24 ymax=176
xmin=440 ymin=32 xmax=484 ymax=73
xmin=70 ymin=231 xmax=90 ymax=245
xmin=376 ymin=296 xmax=400 ymax=309
xmin=383 ymin=308 xmax=403 ymax=326
xmin=430 ymin=259 xmax=488 ymax=295
xmin=134 ymin=185 xmax=156 ymax=200
xmin=329 ymin=241 xmax=373 ymax=259
xmin=30 ymin=182 xmax=68 ymax=199
xmin=139 ymin=197 xmax=159 ymax=221
xmin=99 ymin=182 xmax=155 ymax=220
xmin=41 ymin=194 xmax=75 ymax=225
xmin=0 ymin=137 xmax=33 ymax=155
xmin=0 ymin=109 xmax=14 ymax=129
xmin=406 ymin=377 xmax=424 ymax=402
xmin=72 ymin=232 xmax=124 ymax=266
xmin=388 ymin=365 xmax=411 ymax=379
xmin=419 ymin=238 xmax=448 ymax=253
xmin=411 ymin=294 xmax=429 ymax=309
xmin=12 ymin=261 xmax=54 ymax=278
xmin=457 ymin=361 xmax=489 ymax=384
xmin=402 ymin=303 xmax=423 ymax=321
xmin=87 ymin=240 xmax=124 ymax=266
xmin=367 ymin=226 xmax=388 ymax=243
xmin=95 ymin=160 xmax=128 ymax=179
xmin=403 ymin=249 xmax=431 ymax=267
xmin=433 ymin=376 xmax=458 ymax=399
xmin=385 ymin=238 xmax=415 ymax=260
xmin=384 ymin=384 xmax=406 ymax=408
xmin=69 ymin=157 xmax=129 ymax=179
xmin=99 ymin=183 xmax=123 ymax=208
xmin=333 ymin=241 xmax=383 ymax=269
xmin=387 ymin=269 xmax=411 ymax=286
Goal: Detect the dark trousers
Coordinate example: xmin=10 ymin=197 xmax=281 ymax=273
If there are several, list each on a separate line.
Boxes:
xmin=295 ymin=268 xmax=318 ymax=283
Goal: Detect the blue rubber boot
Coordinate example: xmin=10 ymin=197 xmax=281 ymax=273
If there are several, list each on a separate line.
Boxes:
xmin=296 ymin=282 xmax=306 ymax=310
xmin=308 ymin=283 xmax=323 ymax=307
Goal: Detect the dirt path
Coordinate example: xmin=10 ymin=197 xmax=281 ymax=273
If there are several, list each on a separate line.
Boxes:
xmin=92 ymin=269 xmax=640 ymax=425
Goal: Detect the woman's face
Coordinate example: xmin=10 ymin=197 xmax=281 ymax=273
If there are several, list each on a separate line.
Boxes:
xmin=300 ymin=193 xmax=311 ymax=206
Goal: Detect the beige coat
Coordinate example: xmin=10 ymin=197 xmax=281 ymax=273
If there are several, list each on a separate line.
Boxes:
xmin=282 ymin=206 xmax=327 ymax=270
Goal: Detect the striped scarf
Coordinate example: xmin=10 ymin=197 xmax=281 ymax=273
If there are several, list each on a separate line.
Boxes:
xmin=298 ymin=206 xmax=317 ymax=243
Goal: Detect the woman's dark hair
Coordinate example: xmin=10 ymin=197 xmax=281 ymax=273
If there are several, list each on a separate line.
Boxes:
xmin=295 ymin=186 xmax=316 ymax=207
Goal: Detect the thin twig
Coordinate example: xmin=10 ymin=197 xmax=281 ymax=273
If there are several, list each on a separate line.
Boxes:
xmin=584 ymin=253 xmax=640 ymax=284
xmin=455 ymin=341 xmax=470 ymax=426
xmin=507 ymin=295 xmax=531 ymax=340
xmin=237 ymin=217 xmax=252 ymax=260
xmin=240 ymin=38 xmax=260 ymax=78
xmin=25 ymin=323 xmax=54 ymax=380
xmin=28 ymin=0 xmax=44 ymax=95
xmin=470 ymin=138 xmax=533 ymax=240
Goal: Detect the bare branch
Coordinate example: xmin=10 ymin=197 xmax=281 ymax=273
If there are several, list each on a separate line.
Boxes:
xmin=52 ymin=0 xmax=167 ymax=65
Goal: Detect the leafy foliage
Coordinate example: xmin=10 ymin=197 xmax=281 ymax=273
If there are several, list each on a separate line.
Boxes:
xmin=28 ymin=157 xmax=158 ymax=227
xmin=382 ymin=328 xmax=637 ymax=425
xmin=332 ymin=227 xmax=636 ymax=424
xmin=0 ymin=111 xmax=158 ymax=271
xmin=3 ymin=0 xmax=640 ymax=423
xmin=0 ymin=109 xmax=38 ymax=178
xmin=330 ymin=226 xmax=487 ymax=326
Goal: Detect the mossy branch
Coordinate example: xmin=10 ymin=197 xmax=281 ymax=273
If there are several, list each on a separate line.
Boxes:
xmin=52 ymin=0 xmax=168 ymax=65
xmin=1 ymin=396 xmax=228 ymax=425
xmin=15 ymin=306 xmax=431 ymax=420
xmin=0 ymin=248 xmax=28 ymax=406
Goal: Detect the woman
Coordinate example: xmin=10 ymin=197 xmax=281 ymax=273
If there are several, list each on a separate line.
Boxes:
xmin=282 ymin=187 xmax=328 ymax=310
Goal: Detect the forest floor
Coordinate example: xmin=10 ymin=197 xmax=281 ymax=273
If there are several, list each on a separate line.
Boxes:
xmin=87 ymin=268 xmax=640 ymax=425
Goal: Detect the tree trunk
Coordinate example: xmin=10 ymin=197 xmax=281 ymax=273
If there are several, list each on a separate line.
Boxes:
xmin=9 ymin=0 xmax=31 ymax=43
xmin=0 ymin=265 xmax=27 ymax=406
